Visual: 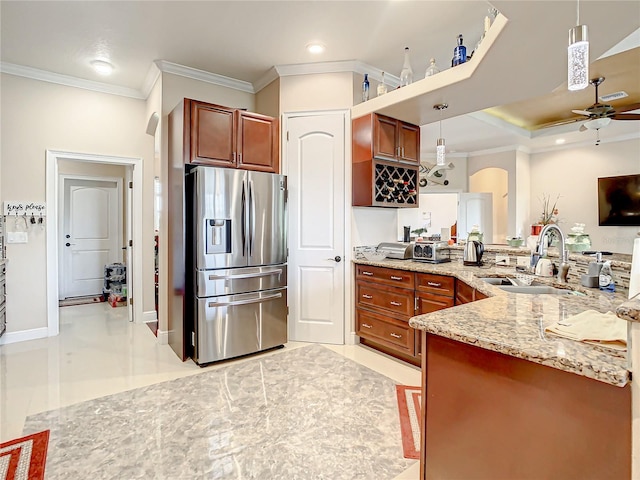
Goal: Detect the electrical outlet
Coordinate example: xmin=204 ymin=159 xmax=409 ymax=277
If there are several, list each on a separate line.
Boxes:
xmin=7 ymin=231 xmax=28 ymax=243
xmin=495 ymin=254 xmax=510 ymax=266
xmin=516 ymin=256 xmax=530 ymax=267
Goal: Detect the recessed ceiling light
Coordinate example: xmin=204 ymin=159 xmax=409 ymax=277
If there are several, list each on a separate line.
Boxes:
xmin=555 ymin=138 xmax=566 ymax=145
xmin=91 ymin=60 xmax=114 ymax=75
xmin=306 ymin=43 xmax=325 ymax=54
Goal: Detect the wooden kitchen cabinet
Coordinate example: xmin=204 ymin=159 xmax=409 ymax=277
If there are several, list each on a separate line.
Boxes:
xmin=352 ymin=113 xmax=419 ymax=208
xmin=455 ymin=279 xmax=489 ymax=305
xmin=181 ymin=99 xmax=279 ymax=173
xmin=415 ymin=273 xmax=455 ymax=357
xmin=355 ymin=265 xmax=419 ymax=366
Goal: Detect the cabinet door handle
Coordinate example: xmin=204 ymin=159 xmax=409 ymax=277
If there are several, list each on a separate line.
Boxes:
xmin=238 ymin=153 xmax=242 ymax=163
xmin=361 ymin=271 xmax=374 ymax=276
xmin=402 ymin=147 xmax=405 ymax=157
xmin=233 ymin=152 xmax=237 ymax=162
xmin=390 ymin=301 xmax=401 ymax=306
xmin=362 ymin=323 xmax=372 ymax=329
xmin=390 ymin=276 xmax=403 ymax=281
xmin=362 ymin=294 xmax=373 ymax=299
xmin=390 ymin=332 xmax=402 ymax=339
xmin=427 ymin=281 xmax=442 ymax=287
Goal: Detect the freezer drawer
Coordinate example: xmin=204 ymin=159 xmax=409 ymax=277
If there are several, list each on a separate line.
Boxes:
xmin=196 ymin=265 xmax=286 ymax=297
xmin=195 ymin=288 xmax=287 ymax=365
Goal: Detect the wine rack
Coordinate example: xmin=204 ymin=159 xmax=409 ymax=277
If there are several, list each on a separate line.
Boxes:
xmin=373 ymin=163 xmax=418 ymax=206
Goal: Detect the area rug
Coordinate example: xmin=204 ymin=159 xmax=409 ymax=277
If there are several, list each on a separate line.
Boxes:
xmin=58 ymin=295 xmax=104 ymax=307
xmin=396 ymin=385 xmax=421 ymax=459
xmin=24 ymin=345 xmax=414 ymax=479
xmin=0 ymin=430 xmax=49 ymax=480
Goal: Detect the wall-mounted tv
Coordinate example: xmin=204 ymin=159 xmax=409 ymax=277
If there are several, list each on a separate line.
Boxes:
xmin=598 ymin=174 xmax=640 ymax=226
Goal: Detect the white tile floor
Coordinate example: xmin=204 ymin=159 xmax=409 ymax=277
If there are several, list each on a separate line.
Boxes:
xmin=0 ymin=302 xmax=421 ymax=479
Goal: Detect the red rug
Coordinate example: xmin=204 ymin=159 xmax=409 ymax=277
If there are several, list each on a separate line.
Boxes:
xmin=396 ymin=385 xmax=421 ymax=459
xmin=0 ymin=430 xmax=49 ymax=480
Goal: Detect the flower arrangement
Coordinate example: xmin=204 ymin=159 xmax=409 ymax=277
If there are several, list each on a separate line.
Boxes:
xmin=538 ymin=194 xmax=560 ymax=225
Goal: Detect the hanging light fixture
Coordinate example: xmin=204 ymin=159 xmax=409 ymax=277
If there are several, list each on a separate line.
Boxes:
xmin=568 ymin=0 xmax=589 ymax=91
xmin=433 ymin=104 xmax=448 ymax=166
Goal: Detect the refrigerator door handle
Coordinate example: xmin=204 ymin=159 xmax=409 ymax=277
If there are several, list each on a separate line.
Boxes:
xmin=208 ymin=269 xmax=283 ymax=281
xmin=241 ymin=181 xmax=246 ymax=256
xmin=208 ymin=292 xmax=282 ymax=308
xmin=248 ymin=179 xmax=256 ymax=257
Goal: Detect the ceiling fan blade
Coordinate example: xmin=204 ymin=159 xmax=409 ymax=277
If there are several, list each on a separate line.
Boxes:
xmin=571 ymin=109 xmax=592 ymax=116
xmin=579 ymin=124 xmax=587 ymax=132
xmin=611 ymin=113 xmax=640 ymax=120
xmin=616 ymin=102 xmax=640 ymax=113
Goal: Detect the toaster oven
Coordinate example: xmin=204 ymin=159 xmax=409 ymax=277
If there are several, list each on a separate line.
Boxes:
xmin=412 ymin=241 xmax=451 ymax=263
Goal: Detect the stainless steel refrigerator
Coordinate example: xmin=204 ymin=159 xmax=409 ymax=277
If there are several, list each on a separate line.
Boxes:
xmin=187 ymin=166 xmax=287 ymax=365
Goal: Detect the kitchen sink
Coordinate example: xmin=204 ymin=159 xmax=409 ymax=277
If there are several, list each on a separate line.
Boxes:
xmin=498 ymin=285 xmax=574 ymax=295
xmin=479 ymin=277 xmax=516 ymax=286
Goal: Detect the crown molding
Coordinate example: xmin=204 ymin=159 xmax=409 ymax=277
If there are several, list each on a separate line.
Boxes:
xmin=141 ymin=62 xmax=161 ymax=99
xmin=468 ymin=111 xmax=533 ymax=139
xmin=468 ymin=144 xmax=531 ymax=157
xmin=253 ymin=60 xmax=401 ymax=93
xmin=0 ymin=62 xmax=145 ymax=99
xmin=154 ymin=60 xmax=254 ymax=93
xmin=530 ymin=131 xmax=640 ymax=154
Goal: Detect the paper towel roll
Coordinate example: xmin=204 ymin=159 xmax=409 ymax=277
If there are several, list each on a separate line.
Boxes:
xmin=629 ymin=237 xmax=640 ymax=299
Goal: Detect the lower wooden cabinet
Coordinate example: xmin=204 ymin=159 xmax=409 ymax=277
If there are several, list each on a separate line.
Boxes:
xmin=355 ymin=265 xmax=489 ymax=367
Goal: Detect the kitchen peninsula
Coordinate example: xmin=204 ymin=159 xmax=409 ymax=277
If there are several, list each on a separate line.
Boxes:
xmin=353 ymin=255 xmax=632 ymax=479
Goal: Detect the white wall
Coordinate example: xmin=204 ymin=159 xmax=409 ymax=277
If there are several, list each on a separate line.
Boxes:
xmin=280 ymin=73 xmax=353 ymax=113
xmin=470 ymin=167 xmax=508 ymax=241
xmin=529 ymin=138 xmax=640 ymax=254
xmin=397 ymin=193 xmax=458 ymax=241
xmin=0 ymin=73 xmax=154 ymax=335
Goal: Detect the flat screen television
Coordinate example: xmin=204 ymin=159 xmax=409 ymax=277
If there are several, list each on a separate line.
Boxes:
xmin=598 ymin=174 xmax=640 ymax=226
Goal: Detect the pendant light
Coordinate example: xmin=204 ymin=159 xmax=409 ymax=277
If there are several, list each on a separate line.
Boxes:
xmin=433 ymin=104 xmax=448 ymax=166
xmin=568 ymin=0 xmax=589 ymax=91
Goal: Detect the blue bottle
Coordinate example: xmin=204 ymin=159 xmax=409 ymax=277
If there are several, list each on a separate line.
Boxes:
xmin=452 ymin=34 xmax=467 ymax=66
xmin=362 ymin=74 xmax=370 ymax=102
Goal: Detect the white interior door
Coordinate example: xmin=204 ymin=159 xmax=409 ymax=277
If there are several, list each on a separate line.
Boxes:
xmin=62 ymin=178 xmax=122 ymax=298
xmin=125 ymin=167 xmax=133 ymax=321
xmin=286 ymin=112 xmax=346 ymax=344
xmin=458 ymin=192 xmax=493 ymax=243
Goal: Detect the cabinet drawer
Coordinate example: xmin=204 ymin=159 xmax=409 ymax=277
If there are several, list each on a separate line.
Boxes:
xmin=416 ymin=273 xmax=455 ymax=297
xmin=356 ymin=265 xmax=415 ymax=289
xmin=455 ymin=279 xmax=474 ymax=305
xmin=417 ymin=292 xmax=455 ymax=314
xmin=356 ymin=308 xmax=414 ymax=353
xmin=357 ymin=282 xmax=415 ymax=317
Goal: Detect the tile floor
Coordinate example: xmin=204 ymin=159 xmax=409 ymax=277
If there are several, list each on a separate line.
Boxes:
xmin=0 ymin=303 xmax=421 ymax=479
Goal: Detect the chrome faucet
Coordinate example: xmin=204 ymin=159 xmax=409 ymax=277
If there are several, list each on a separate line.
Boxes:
xmin=534 ymin=224 xmax=570 ymax=283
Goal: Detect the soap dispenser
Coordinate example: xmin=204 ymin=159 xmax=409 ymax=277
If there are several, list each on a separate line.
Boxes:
xmin=588 ymin=252 xmax=604 ymax=276
xmin=599 ymin=260 xmax=615 ymax=291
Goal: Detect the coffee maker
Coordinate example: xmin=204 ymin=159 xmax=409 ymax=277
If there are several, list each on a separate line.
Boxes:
xmin=463 ymin=240 xmax=484 ymax=266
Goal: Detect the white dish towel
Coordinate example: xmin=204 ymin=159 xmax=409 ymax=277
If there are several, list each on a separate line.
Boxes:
xmin=545 ymin=309 xmax=627 ymax=351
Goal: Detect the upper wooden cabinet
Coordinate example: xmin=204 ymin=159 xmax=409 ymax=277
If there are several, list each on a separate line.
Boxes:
xmin=181 ymin=99 xmax=279 ymax=173
xmin=364 ymin=113 xmax=420 ymax=164
xmin=352 ymin=113 xmax=420 ymax=208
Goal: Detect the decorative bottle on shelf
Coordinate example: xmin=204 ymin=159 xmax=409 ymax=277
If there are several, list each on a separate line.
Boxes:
xmin=400 ymin=47 xmax=413 ymax=87
xmin=424 ymin=58 xmax=440 ymax=78
xmin=362 ymin=73 xmax=370 ymax=102
xmin=377 ymin=72 xmax=388 ymax=96
xmin=452 ymin=34 xmax=467 ymax=67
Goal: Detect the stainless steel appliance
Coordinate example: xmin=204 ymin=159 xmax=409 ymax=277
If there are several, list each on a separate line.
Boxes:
xmin=187 ymin=166 xmax=287 ymax=365
xmin=377 ymin=242 xmax=413 ymax=259
xmin=463 ymin=240 xmax=484 ymax=266
xmin=412 ymin=241 xmax=451 ymax=263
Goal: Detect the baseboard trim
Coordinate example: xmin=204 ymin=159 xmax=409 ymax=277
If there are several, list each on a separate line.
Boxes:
xmin=157 ymin=329 xmax=169 ymax=345
xmin=0 ymin=327 xmax=49 ymax=345
xmin=143 ymin=310 xmax=158 ymax=323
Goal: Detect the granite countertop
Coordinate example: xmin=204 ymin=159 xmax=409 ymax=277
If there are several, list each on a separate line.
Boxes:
xmin=354 ymin=257 xmax=631 ymax=387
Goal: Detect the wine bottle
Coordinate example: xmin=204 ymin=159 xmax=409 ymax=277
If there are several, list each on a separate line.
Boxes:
xmin=362 ymin=74 xmax=370 ymax=102
xmin=400 ymin=47 xmax=413 ymax=87
xmin=452 ymin=35 xmax=467 ymax=67
xmin=377 ymin=72 xmax=388 ymax=96
xmin=425 ymin=58 xmax=440 ymax=78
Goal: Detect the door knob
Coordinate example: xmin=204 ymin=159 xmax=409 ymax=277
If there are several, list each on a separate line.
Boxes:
xmin=65 ymin=242 xmax=71 ymax=247
xmin=65 ymin=234 xmax=70 ymax=239
xmin=329 ymin=256 xmax=342 ymax=263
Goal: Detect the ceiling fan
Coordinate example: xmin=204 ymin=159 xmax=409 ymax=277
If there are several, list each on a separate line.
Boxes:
xmin=572 ymin=77 xmax=640 ymax=132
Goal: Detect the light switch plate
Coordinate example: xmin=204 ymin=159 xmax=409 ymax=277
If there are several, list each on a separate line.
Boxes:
xmin=7 ymin=231 xmax=28 ymax=243
xmin=517 ymin=256 xmax=530 ymax=267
